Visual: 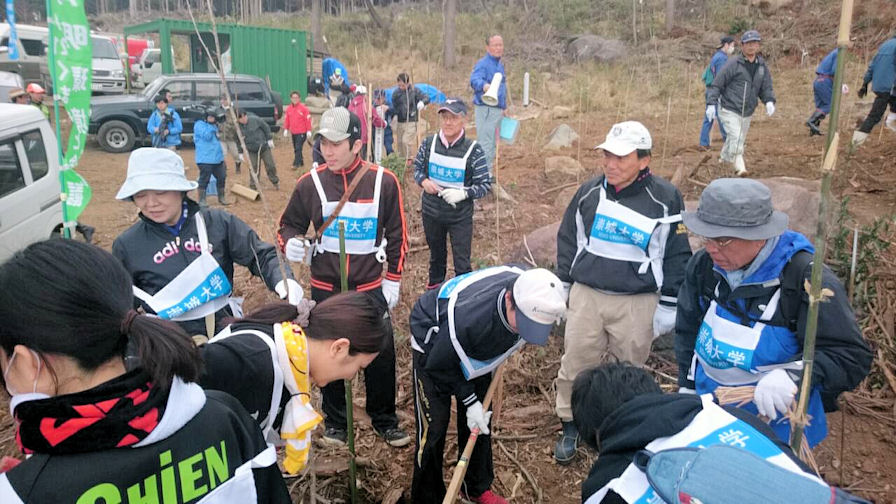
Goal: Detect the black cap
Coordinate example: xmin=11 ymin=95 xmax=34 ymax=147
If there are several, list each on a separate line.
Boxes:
xmin=718 ymin=36 xmax=735 ymax=48
xmin=438 ymin=97 xmax=468 ymax=116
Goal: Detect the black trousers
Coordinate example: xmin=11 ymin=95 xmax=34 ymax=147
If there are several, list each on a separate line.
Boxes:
xmin=422 ymin=211 xmax=473 ymax=288
xmin=197 ymin=162 xmax=226 ymax=192
xmin=291 ymin=133 xmax=307 ymax=167
xmin=247 ymin=145 xmax=279 ymax=188
xmin=411 ymin=351 xmax=494 ymax=502
xmin=312 ymin=286 xmax=399 ymax=433
xmin=859 ymin=91 xmax=896 ymax=133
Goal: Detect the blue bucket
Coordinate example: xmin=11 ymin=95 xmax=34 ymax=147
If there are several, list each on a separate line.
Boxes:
xmin=500 ymin=117 xmax=519 ymax=144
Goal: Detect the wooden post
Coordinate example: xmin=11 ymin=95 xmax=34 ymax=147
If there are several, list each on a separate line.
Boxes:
xmin=339 ymin=221 xmax=359 ymax=504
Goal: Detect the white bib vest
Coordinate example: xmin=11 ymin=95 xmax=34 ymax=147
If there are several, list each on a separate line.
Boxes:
xmin=410 ymin=266 xmax=525 ymax=379
xmin=132 ymin=213 xmax=234 ymax=321
xmin=311 ymin=165 xmax=387 ymax=256
xmin=586 ymin=394 xmax=819 ymax=504
xmin=427 ymin=134 xmax=476 ymax=190
xmin=585 ymin=186 xmax=681 ymax=289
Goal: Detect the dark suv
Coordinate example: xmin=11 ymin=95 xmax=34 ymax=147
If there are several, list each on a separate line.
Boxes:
xmin=88 ymin=73 xmax=283 ymax=153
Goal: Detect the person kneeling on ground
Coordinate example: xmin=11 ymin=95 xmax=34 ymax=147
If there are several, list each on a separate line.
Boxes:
xmin=198 ymin=293 xmax=387 ymax=475
xmin=574 ymin=362 xmax=829 ymax=504
xmin=0 ymin=240 xmax=290 ymax=503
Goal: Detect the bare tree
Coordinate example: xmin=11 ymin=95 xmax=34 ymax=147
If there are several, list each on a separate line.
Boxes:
xmin=311 ymin=0 xmax=323 ymax=50
xmin=442 ymin=0 xmax=456 ymax=67
xmin=666 ymin=0 xmax=675 ymax=32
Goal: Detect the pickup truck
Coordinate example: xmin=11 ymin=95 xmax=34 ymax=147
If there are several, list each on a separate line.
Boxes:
xmin=89 ymin=73 xmax=283 ymax=153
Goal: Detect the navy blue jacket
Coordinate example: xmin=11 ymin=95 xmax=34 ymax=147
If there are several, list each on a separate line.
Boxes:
xmin=862 ymin=36 xmax=896 ymax=94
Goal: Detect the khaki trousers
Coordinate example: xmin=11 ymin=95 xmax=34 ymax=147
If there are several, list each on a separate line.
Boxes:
xmin=393 ymin=121 xmax=418 ymax=160
xmin=554 ymin=283 xmax=659 ymax=421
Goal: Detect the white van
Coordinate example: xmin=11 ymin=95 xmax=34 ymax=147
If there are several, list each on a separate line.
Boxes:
xmin=91 ymin=34 xmax=126 ymax=94
xmin=0 ymin=103 xmax=64 ymax=263
xmin=0 ymin=23 xmax=51 ymax=90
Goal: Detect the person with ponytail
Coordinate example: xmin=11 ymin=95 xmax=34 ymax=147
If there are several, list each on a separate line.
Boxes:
xmin=198 ymin=292 xmax=387 ymax=475
xmin=0 ymin=240 xmax=290 ymax=503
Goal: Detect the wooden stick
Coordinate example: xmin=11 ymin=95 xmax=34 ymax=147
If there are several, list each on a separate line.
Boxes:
xmin=443 ymin=364 xmax=506 ymax=504
xmin=496 ymin=440 xmax=543 ymax=503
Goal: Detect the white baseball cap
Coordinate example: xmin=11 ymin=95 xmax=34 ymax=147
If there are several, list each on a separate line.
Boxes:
xmin=595 ymin=121 xmax=652 ymax=156
xmin=116 ymin=148 xmax=198 ymax=200
xmin=512 ymin=268 xmax=567 ymax=345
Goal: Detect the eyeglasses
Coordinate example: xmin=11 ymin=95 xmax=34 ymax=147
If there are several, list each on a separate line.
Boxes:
xmin=698 ymin=236 xmax=736 ymax=248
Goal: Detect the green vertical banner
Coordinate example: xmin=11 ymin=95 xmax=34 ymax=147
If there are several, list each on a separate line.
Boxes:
xmin=48 ymin=0 xmax=93 ymax=223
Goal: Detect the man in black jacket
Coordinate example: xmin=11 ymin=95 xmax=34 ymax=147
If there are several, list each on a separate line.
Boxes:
xmin=413 ymin=98 xmax=491 ymax=289
xmin=705 ymin=29 xmax=776 ymax=176
xmin=236 ymin=108 xmax=279 ymax=190
xmin=391 ymin=72 xmax=429 ymax=160
xmin=409 ymin=266 xmax=567 ymax=504
xmin=573 ymin=363 xmax=819 ymax=504
xmin=553 ymin=120 xmax=692 ymax=464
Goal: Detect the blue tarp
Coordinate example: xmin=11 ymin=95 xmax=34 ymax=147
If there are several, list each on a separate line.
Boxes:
xmin=322 ymin=57 xmax=351 ymax=94
xmin=381 ymin=83 xmax=447 ymax=107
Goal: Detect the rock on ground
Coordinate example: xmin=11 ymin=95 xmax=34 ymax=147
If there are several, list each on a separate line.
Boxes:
xmin=566 ymin=35 xmax=627 ymax=63
xmin=544 ymin=124 xmax=579 ymax=150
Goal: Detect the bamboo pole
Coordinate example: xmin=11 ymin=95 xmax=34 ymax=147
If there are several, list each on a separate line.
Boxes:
xmin=789 ymin=0 xmax=854 ymax=453
xmin=339 ymin=221 xmax=359 ymax=504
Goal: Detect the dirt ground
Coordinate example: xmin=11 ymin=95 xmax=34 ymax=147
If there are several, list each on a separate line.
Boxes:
xmin=2 ymin=56 xmax=896 ymax=502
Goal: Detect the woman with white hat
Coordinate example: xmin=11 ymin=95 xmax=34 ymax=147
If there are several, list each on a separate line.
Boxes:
xmin=112 ymin=147 xmax=302 ymax=338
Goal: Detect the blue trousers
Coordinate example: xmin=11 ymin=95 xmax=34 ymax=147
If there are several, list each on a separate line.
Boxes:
xmin=813 ymin=76 xmax=833 ymax=114
xmin=699 ymin=104 xmax=727 ymax=147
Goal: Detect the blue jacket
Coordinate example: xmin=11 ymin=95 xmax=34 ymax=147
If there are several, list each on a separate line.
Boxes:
xmin=862 ymin=36 xmax=896 ymax=93
xmin=709 ymin=49 xmax=729 ymax=81
xmin=816 ymin=48 xmax=838 ymax=76
xmin=470 ymin=53 xmax=506 ymax=109
xmin=194 ymin=120 xmax=224 ymax=164
xmin=147 ymin=108 xmax=182 ymax=147
xmin=675 ymin=231 xmax=872 ymax=448
xmin=322 ymin=57 xmax=351 ymax=95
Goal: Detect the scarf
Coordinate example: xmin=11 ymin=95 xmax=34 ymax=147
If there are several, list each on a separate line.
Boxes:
xmin=14 ymin=369 xmax=167 ymax=455
xmin=274 ymin=322 xmax=323 ymax=475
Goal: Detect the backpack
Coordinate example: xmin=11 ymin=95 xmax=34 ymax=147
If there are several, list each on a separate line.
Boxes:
xmin=702 ymin=64 xmax=714 ymax=86
xmin=700 ymin=250 xmax=813 ymax=332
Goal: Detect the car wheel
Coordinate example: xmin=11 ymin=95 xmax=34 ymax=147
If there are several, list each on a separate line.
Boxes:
xmin=97 ymin=120 xmax=136 ymax=153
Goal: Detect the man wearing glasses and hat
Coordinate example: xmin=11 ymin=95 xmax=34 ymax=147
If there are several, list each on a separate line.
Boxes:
xmin=705 ymin=30 xmax=776 ymax=176
xmin=674 ymin=178 xmax=871 ymax=448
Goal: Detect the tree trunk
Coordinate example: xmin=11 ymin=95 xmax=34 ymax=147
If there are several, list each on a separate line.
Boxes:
xmin=364 ymin=0 xmax=387 ymax=30
xmin=666 ymin=0 xmax=675 ymax=32
xmin=311 ymin=0 xmax=323 ymax=50
xmin=442 ymin=0 xmax=456 ymax=67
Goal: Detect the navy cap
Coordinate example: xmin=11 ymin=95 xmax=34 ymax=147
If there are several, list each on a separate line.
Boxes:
xmin=741 ymin=30 xmax=761 ymax=43
xmin=438 ymin=98 xmax=468 ymax=116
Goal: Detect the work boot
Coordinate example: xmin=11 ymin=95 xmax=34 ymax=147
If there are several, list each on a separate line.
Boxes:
xmin=851 ymin=130 xmax=868 ymax=147
xmin=198 ymin=189 xmax=208 ymax=208
xmin=217 ymin=189 xmax=230 ymax=206
xmin=734 ymin=155 xmax=748 ymax=177
xmin=886 ymin=112 xmax=896 ymax=133
xmin=554 ymin=421 xmax=579 ymax=465
xmin=374 ymin=426 xmax=411 ymax=447
xmin=460 ymin=489 xmax=507 ymax=504
xmin=805 ymin=111 xmax=824 ymax=136
xmin=318 ymin=426 xmax=347 ymax=448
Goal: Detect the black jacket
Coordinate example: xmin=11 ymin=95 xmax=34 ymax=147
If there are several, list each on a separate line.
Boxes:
xmin=409 ymin=268 xmax=521 ymax=406
xmin=556 ymin=170 xmax=691 ymax=302
xmin=582 ymin=394 xmax=808 ymax=504
xmin=391 ymin=85 xmax=429 ymax=123
xmin=113 ymin=199 xmax=289 ymax=336
xmin=674 ymin=248 xmax=872 ymax=411
xmin=0 ymin=386 xmax=290 ymax=503
xmin=706 ymin=54 xmax=776 ymax=117
xmin=238 ymin=113 xmax=273 ymax=152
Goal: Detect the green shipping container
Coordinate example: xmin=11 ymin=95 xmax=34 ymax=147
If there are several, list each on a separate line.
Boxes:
xmin=124 ymin=18 xmax=310 ymax=99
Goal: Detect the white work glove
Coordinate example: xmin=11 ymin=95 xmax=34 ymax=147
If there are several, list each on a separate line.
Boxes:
xmin=439 ymin=188 xmax=468 ymax=207
xmin=652 ymin=304 xmax=677 ymax=339
xmin=283 ymin=129 xmax=290 ymax=137
xmin=275 ymin=278 xmax=304 ymax=305
xmin=561 ymin=281 xmax=571 ymax=302
xmin=678 ymin=387 xmax=696 ymax=395
xmin=705 ymin=105 xmax=716 ymax=122
xmin=416 ymin=101 xmax=425 ymax=112
xmin=465 ymin=400 xmax=492 ymax=435
xmin=267 ymin=139 xmax=275 ymax=148
xmin=381 ymin=279 xmax=400 ymax=309
xmin=841 ymin=84 xmax=849 ymax=95
xmin=285 ymin=237 xmax=309 ymax=263
xmin=753 ymin=368 xmax=797 ymax=420
xmin=238 ymin=153 xmax=244 ymax=162
xmin=765 ymin=102 xmax=776 ymax=117
xmin=375 ymin=238 xmax=388 ymax=263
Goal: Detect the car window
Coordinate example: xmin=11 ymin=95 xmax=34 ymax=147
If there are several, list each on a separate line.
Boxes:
xmin=196 ymin=81 xmax=222 ymax=102
xmin=0 ymin=140 xmax=25 ymax=199
xmin=21 ymin=130 xmax=48 ymax=182
xmin=147 ymin=50 xmax=160 ymax=64
xmin=166 ymin=81 xmax=192 ymax=101
xmin=228 ymin=81 xmax=265 ymax=101
xmin=91 ymin=37 xmax=119 ymax=59
xmin=20 ymin=38 xmax=45 ymax=57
